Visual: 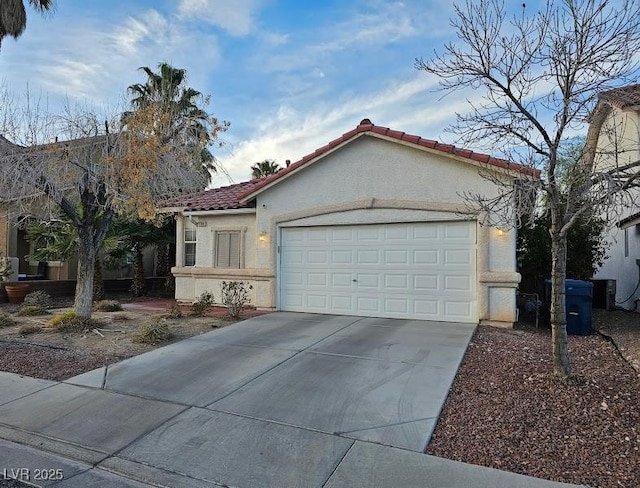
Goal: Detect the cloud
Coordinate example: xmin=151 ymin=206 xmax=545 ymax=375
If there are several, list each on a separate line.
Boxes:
xmin=177 ymin=0 xmax=264 ymax=36
xmin=3 ymin=8 xmax=219 ymax=107
xmin=214 ymin=73 xmax=464 ymax=185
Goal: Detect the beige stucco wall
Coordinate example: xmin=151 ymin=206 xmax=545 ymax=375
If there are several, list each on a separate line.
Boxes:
xmin=593 ymin=107 xmax=640 ymax=308
xmin=173 ymin=135 xmax=522 ymax=323
xmin=172 ymin=211 xmax=275 ymax=308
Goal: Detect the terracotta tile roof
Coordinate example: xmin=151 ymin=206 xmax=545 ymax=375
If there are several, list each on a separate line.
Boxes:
xmin=599 ymin=84 xmax=640 ymax=109
xmin=238 ymin=119 xmax=540 ymax=202
xmin=159 ymin=179 xmax=265 ymax=211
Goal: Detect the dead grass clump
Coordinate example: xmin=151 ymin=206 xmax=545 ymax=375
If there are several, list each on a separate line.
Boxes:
xmin=18 ymin=324 xmax=41 ymax=335
xmin=0 ymin=311 xmax=16 ymax=327
xmin=135 ymin=318 xmax=173 ymax=344
xmin=16 ymin=305 xmax=50 ymax=316
xmin=94 ymin=300 xmax=124 ymax=312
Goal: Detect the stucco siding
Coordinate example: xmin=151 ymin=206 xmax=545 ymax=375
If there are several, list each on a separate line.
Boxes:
xmin=172 ymin=136 xmax=521 ymax=323
xmin=594 ymin=225 xmax=640 ymax=310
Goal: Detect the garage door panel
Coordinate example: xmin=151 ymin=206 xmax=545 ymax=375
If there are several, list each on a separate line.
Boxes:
xmin=307 ymin=295 xmax=328 ymax=309
xmin=331 ymin=250 xmax=354 ymax=264
xmin=385 ymin=275 xmax=408 ymax=289
xmin=445 ymin=221 xmax=473 ymax=239
xmin=331 ymin=296 xmax=353 ymax=310
xmin=444 ymin=275 xmax=473 ymax=291
xmin=414 ymin=250 xmax=439 ymax=265
xmin=332 ymin=273 xmax=353 ymax=287
xmin=384 ymin=250 xmax=409 ymax=264
xmin=357 ymin=249 xmax=380 ymax=264
xmin=356 ymin=297 xmax=380 ymax=313
xmin=385 ymin=298 xmax=409 ymax=314
xmin=307 ymin=273 xmax=327 ymax=286
xmin=444 ymin=249 xmax=472 ymax=265
xmin=414 ymin=275 xmax=439 ymax=291
xmin=280 ymin=222 xmax=476 ymax=322
xmin=357 ymin=274 xmax=380 ymax=288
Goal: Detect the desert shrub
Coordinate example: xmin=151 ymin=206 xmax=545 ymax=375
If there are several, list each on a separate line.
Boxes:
xmin=163 ymin=302 xmax=184 ymax=319
xmin=47 ymin=310 xmax=99 ymax=332
xmin=220 ymin=281 xmax=253 ymax=318
xmin=18 ymin=324 xmax=41 ymax=335
xmin=191 ymin=291 xmax=214 ymax=317
xmin=135 ymin=318 xmax=173 ymax=344
xmin=22 ymin=290 xmax=53 ymax=309
xmin=16 ymin=305 xmax=50 ymax=316
xmin=112 ymin=313 xmax=131 ymax=321
xmin=94 ymin=300 xmax=123 ymax=312
xmin=0 ymin=311 xmax=16 ymax=327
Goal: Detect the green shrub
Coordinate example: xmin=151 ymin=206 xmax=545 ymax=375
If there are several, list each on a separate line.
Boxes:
xmin=16 ymin=305 xmax=50 ymax=316
xmin=18 ymin=324 xmax=41 ymax=335
xmin=221 ymin=281 xmax=253 ymax=318
xmin=0 ymin=311 xmax=16 ymax=327
xmin=191 ymin=291 xmax=214 ymax=317
xmin=94 ymin=300 xmax=123 ymax=312
xmin=47 ymin=310 xmax=99 ymax=332
xmin=163 ymin=302 xmax=184 ymax=319
xmin=22 ymin=290 xmax=53 ymax=309
xmin=135 ymin=318 xmax=173 ymax=344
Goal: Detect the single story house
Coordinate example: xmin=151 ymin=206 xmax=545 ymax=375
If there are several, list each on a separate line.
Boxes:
xmin=161 ymin=119 xmax=538 ymax=326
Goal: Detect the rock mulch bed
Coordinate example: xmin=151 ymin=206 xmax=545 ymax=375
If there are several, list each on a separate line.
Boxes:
xmin=427 ymin=325 xmax=640 ymax=488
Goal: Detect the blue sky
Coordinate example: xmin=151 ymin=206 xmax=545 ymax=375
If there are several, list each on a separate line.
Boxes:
xmin=1 ymin=0 xmax=507 ymax=186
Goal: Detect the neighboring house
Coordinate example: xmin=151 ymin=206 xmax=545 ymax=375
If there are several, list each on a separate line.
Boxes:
xmin=161 ymin=119 xmax=538 ymax=325
xmin=0 ymin=135 xmax=155 ymax=281
xmin=592 ymin=85 xmax=640 ymax=310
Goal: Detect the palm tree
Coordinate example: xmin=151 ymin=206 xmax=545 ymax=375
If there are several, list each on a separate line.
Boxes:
xmin=107 ymin=215 xmax=174 ymax=297
xmin=0 ymin=0 xmax=53 ymax=49
xmin=251 ymin=159 xmax=281 ymax=179
xmin=123 ymin=62 xmax=224 ymax=184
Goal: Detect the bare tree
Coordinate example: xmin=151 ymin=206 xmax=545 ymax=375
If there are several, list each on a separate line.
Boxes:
xmin=416 ymin=0 xmax=640 ymax=378
xmin=0 ymin=82 xmax=227 ymax=318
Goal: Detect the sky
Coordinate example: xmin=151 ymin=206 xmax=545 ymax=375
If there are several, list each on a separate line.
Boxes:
xmin=0 ymin=0 xmax=548 ymax=186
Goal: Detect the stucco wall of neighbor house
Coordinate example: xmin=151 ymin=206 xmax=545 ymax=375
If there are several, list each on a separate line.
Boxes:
xmin=593 ymin=106 xmax=640 ymax=309
xmin=172 ymin=212 xmax=275 ymax=308
xmin=253 ymin=135 xmax=520 ymax=325
xmin=594 ymin=224 xmax=640 ymax=310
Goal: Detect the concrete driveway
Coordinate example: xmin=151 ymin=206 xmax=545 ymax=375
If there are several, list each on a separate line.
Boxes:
xmin=0 ymin=313 xmax=583 ymax=487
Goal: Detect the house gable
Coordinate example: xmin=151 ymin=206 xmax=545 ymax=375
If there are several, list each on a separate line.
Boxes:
xmin=239 ymin=119 xmax=539 ymax=204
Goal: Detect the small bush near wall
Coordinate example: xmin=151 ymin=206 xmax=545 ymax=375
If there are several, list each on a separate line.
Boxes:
xmin=23 ymin=291 xmax=53 ymax=309
xmin=221 ymin=281 xmax=253 ymax=318
xmin=191 ymin=291 xmax=214 ymax=317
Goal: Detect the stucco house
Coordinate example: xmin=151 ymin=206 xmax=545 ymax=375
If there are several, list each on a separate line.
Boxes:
xmin=592 ymin=85 xmax=640 ymax=309
xmin=161 ymin=119 xmax=538 ymax=326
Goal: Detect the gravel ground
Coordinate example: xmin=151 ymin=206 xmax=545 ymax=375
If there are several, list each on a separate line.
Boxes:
xmin=1 ymin=302 xmax=639 ymax=487
xmin=427 ymin=324 xmax=640 ymax=488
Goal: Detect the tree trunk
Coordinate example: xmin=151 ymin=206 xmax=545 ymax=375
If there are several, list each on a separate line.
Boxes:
xmin=132 ymin=246 xmax=145 ymax=297
xmin=156 ymin=243 xmax=170 ymax=277
xmin=74 ymin=232 xmax=97 ymax=319
xmin=550 ymin=232 xmax=571 ymax=377
xmin=93 ymin=257 xmax=104 ymax=301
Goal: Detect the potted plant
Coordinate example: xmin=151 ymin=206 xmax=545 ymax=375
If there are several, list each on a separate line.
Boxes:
xmin=1 ymin=254 xmax=29 ymax=304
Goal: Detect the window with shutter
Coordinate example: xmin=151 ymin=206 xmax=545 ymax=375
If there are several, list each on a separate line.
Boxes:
xmin=215 ymin=231 xmax=242 ymax=268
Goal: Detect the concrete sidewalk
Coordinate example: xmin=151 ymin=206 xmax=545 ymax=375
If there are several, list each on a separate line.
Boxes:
xmin=0 ymin=313 xmax=586 ymax=487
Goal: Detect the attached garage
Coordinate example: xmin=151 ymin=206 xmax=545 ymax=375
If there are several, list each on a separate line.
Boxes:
xmin=279 ymin=221 xmax=477 ymax=322
xmin=167 ymin=119 xmax=536 ymax=326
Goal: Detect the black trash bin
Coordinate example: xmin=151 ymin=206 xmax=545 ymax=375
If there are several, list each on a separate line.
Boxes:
xmin=544 ymin=279 xmax=593 ymax=335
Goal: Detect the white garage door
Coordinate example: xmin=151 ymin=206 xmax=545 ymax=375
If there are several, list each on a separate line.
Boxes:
xmin=279 ymin=221 xmax=477 ymax=322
